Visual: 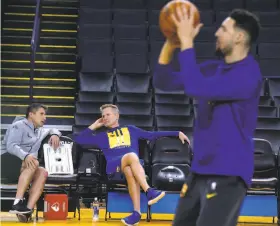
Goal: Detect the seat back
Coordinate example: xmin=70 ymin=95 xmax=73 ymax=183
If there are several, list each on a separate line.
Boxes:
xmin=150 ymin=137 xmax=192 ymax=191
xmin=151 ymin=137 xmax=192 ymax=165
xmin=253 ymin=138 xmax=277 ymax=179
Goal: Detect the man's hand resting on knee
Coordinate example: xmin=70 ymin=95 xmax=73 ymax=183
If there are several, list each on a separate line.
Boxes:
xmin=179 ymin=132 xmax=190 ymax=144
xmin=24 ymin=155 xmax=39 ymax=170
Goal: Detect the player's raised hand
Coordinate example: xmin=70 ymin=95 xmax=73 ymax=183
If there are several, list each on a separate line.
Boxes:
xmin=89 ymin=118 xmax=104 ymax=130
xmin=171 ymin=5 xmax=203 ymax=48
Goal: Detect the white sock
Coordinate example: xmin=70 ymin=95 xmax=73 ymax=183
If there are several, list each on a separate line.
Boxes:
xmin=13 ymin=198 xmax=22 ymax=205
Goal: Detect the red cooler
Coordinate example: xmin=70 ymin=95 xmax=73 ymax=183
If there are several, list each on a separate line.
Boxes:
xmin=44 ymin=194 xmax=68 ymax=220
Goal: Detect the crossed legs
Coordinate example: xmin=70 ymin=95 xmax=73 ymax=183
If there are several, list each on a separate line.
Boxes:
xmin=120 ymin=152 xmax=165 ymax=225
xmin=121 ymin=153 xmax=150 ymax=213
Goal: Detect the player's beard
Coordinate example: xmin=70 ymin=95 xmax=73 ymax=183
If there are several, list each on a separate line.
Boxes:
xmin=215 ymin=42 xmax=233 ymax=59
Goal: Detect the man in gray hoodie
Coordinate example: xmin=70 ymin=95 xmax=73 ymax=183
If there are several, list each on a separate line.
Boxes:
xmin=1 ymin=103 xmax=61 ymax=222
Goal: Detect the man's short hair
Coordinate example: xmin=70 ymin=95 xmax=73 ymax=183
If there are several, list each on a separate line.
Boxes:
xmin=229 ymin=9 xmax=260 ymax=45
xmin=26 ymin=103 xmax=48 ymax=118
xmin=100 ymin=104 xmax=119 ymax=114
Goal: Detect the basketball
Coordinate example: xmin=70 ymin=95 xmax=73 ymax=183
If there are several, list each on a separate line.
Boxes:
xmin=159 ymin=0 xmax=200 ymax=45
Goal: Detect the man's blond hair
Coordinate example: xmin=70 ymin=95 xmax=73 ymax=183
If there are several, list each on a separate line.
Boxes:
xmin=100 ymin=104 xmax=119 ymax=114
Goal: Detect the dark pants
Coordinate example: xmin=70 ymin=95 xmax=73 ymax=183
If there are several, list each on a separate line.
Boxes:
xmin=173 ymin=173 xmax=247 ymax=226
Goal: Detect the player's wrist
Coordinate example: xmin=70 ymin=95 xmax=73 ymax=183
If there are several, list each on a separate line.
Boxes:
xmin=180 ymin=39 xmax=194 ymax=51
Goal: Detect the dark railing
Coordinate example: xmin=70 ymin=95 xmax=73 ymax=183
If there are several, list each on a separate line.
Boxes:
xmin=29 ymin=0 xmax=42 ymax=102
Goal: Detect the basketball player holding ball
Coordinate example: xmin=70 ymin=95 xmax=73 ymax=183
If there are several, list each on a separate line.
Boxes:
xmin=153 ymin=1 xmax=262 ymax=226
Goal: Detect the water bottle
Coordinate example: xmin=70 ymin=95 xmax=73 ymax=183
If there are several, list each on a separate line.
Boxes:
xmin=92 ymin=197 xmax=99 ymax=222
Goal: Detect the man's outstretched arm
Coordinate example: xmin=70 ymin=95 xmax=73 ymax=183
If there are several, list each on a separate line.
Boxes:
xmin=131 ymin=126 xmax=190 ymax=144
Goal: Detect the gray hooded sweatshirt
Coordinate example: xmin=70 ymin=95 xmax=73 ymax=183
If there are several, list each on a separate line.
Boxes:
xmin=1 ymin=116 xmax=61 ymax=160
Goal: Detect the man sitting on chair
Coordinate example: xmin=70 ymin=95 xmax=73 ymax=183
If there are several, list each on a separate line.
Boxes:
xmin=74 ymin=104 xmax=190 ymax=226
xmin=1 ymin=103 xmax=61 ymax=222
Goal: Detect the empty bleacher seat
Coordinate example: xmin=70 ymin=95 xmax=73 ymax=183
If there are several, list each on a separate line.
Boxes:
xmin=257 ymin=117 xmax=280 ymax=131
xmin=116 ymin=93 xmax=152 ymax=104
xmin=156 ymin=115 xmax=194 ymax=130
xmin=259 ymin=60 xmax=280 ymax=77
xmin=116 ymin=74 xmax=150 ymax=93
xmin=155 ymin=104 xmax=192 ymax=116
xmin=268 ymin=78 xmax=280 ymax=96
xmin=75 ymin=102 xmax=104 ymax=114
xmin=79 ymin=73 xmax=114 ymax=92
xmin=81 ymin=55 xmax=113 ymax=73
xmin=148 ymin=10 xmax=160 ymax=25
xmin=275 ymin=97 xmax=280 ymax=107
xmin=249 ymin=138 xmax=278 ymax=195
xmin=196 ymin=26 xmax=217 ymax=42
xmin=80 ymin=0 xmax=111 ymax=8
xmin=115 ymin=40 xmax=147 ymax=54
xmin=79 ymin=8 xmax=111 ymax=24
xmin=259 ymin=28 xmax=280 ymax=43
xmin=113 ymin=9 xmax=146 ymax=25
xmin=117 ymin=103 xmax=152 ymax=116
xmin=259 ymin=96 xmax=272 ymax=106
xmin=114 ymin=25 xmax=147 ymax=40
xmin=258 ymin=43 xmax=280 ymax=58
xmin=119 ymin=115 xmax=154 ymax=130
xmin=149 ymin=25 xmax=165 ymax=41
xmin=149 ymin=40 xmax=164 ymax=70
xmin=245 ymin=0 xmax=278 ymax=10
xmin=79 ymin=24 xmax=112 ymax=39
xmin=78 ymin=39 xmax=112 ymax=56
xmin=254 ymin=130 xmax=280 ymax=152
xmin=189 ymin=0 xmax=212 ymax=9
xmin=258 ymin=106 xmax=278 ymax=118
xmin=155 ymin=94 xmax=190 ymax=105
xmin=150 ymin=137 xmax=192 ymax=191
xmin=116 ymin=54 xmax=148 ymax=74
xmin=154 ymin=86 xmax=185 ymax=95
xmin=200 ymin=10 xmax=214 ymax=26
xmin=255 ymin=11 xmax=280 ymax=26
xmin=147 ymin=0 xmax=170 ymax=10
xmin=213 ymin=0 xmax=244 ymax=10
xmin=78 ymin=92 xmax=114 ymax=103
xmin=112 ymin=0 xmax=146 ymax=9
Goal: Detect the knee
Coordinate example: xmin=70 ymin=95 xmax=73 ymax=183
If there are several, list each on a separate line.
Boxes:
xmin=123 ymin=166 xmax=133 ymax=177
xmin=122 ymin=152 xmax=139 ymax=163
xmin=38 ymin=167 xmax=48 ymax=180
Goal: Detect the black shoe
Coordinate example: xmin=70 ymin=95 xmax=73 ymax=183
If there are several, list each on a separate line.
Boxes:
xmin=9 ymin=200 xmax=32 ymax=214
xmin=16 ymin=213 xmax=32 ymax=223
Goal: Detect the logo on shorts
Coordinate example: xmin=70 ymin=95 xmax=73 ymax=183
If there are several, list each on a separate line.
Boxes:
xmin=180 ymin=183 xmax=188 ymax=197
xmin=206 ymin=193 xmax=217 ymax=199
xmin=51 ymin=202 xmax=60 ymax=212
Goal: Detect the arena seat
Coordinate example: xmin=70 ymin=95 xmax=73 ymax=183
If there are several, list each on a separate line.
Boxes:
xmin=258 ymin=106 xmax=278 ymax=117
xmin=116 ymin=74 xmax=150 ymax=93
xmin=113 ymin=9 xmax=146 ymax=25
xmin=80 ymin=0 xmax=111 ymax=9
xmin=112 ymin=0 xmax=146 ymax=10
xmin=213 ymin=0 xmax=245 ymax=10
xmin=248 ymin=138 xmax=279 ymax=221
xmin=245 ymin=0 xmax=278 ymax=10
xmin=78 ymin=39 xmax=112 ymax=56
xmin=79 ymin=8 xmax=111 ymax=24
xmin=150 ymin=137 xmax=192 ymax=192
